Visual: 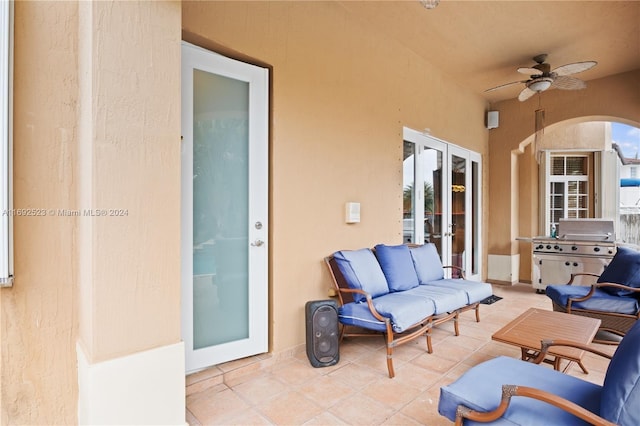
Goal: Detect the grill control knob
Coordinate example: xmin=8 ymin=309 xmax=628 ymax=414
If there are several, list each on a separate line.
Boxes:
xmin=594 ymin=247 xmax=601 ymax=252
xmin=546 ymin=245 xmax=552 ymax=249
xmin=565 ymin=261 xmax=570 ymax=266
xmin=609 ymin=250 xmax=614 ymax=254
xmin=573 ymin=262 xmax=579 ymax=267
xmin=554 ymin=245 xmax=560 ymax=250
xmin=572 ymin=246 xmax=578 ymax=251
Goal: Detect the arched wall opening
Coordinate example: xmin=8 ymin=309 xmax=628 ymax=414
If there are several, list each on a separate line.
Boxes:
xmin=486 ymin=69 xmax=640 ymax=285
xmin=512 ymin=117 xmax=640 ymax=283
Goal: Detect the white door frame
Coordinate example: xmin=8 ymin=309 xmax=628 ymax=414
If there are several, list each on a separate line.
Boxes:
xmin=403 ymin=127 xmax=482 ymax=281
xmin=181 ymin=42 xmax=269 ymax=373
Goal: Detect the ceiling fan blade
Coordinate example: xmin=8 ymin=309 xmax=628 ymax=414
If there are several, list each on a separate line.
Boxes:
xmin=485 ymin=80 xmax=528 ymax=92
xmin=518 ymin=86 xmax=537 ymax=102
xmin=552 ymin=61 xmax=597 ymax=76
xmin=517 ymin=67 xmax=542 ymax=76
xmin=551 ymin=75 xmax=587 ymax=90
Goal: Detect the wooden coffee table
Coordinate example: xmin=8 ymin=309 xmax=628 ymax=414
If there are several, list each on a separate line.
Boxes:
xmin=492 ymin=308 xmax=601 ymax=374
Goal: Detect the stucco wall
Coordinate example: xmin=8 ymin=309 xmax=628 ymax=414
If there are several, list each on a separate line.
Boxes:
xmin=182 ymin=1 xmax=489 ymax=353
xmin=1 ymin=1 xmax=182 ymax=423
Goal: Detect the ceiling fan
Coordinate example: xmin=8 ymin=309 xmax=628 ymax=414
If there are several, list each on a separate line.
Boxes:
xmin=486 ymin=54 xmax=597 ymax=101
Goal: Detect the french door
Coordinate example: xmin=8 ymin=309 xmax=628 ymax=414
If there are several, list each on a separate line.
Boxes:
xmin=181 ymin=42 xmax=268 ymax=372
xmin=403 ymin=127 xmax=482 ymax=280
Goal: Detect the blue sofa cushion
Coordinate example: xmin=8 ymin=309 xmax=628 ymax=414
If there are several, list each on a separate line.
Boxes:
xmin=597 ymin=246 xmax=640 ymax=297
xmin=374 ymin=244 xmax=420 ymax=292
xmin=439 ymin=356 xmax=603 ymax=425
xmin=339 ymin=293 xmax=435 ymax=333
xmin=410 ymin=243 xmax=444 ymax=283
xmin=371 ymin=292 xmax=435 ymax=332
xmin=600 ymin=321 xmax=640 ymax=425
xmin=546 ymin=284 xmax=640 ymax=315
xmin=333 ymin=249 xmax=389 ymax=303
xmin=338 ymin=302 xmax=387 ymax=332
xmin=425 ymin=278 xmax=493 ymax=304
xmin=403 ymin=285 xmax=468 ymax=315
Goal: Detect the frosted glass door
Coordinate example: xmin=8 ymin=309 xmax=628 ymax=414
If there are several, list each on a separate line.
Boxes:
xmin=182 ymin=42 xmax=268 ymax=372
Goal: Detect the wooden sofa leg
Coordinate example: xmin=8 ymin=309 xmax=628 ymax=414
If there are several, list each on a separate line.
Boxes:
xmin=386 ymin=351 xmax=395 ymax=378
xmin=454 ymin=313 xmax=460 ymax=336
xmin=475 ymin=304 xmax=481 ymax=322
xmin=426 ymin=329 xmax=433 ymax=354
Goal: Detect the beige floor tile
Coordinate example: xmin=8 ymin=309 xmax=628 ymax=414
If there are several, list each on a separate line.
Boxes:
xmin=257 ymin=391 xmax=322 ymax=425
xmin=232 ymin=375 xmax=289 ymax=405
xmin=297 ymin=374 xmax=356 ymax=409
xmin=185 ymin=283 xmax=614 ymax=425
xmin=187 ymin=387 xmax=250 ymax=425
xmin=329 ymin=393 xmax=395 ymax=425
xmin=362 ymin=376 xmax=422 ymax=410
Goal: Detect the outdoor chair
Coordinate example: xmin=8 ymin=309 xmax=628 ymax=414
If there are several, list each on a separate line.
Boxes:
xmin=438 ymin=319 xmax=640 ymax=425
xmin=545 ymin=246 xmax=640 ymax=343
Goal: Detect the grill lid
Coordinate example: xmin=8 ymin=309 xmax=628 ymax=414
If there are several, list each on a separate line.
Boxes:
xmin=557 ymin=218 xmax=615 ymax=242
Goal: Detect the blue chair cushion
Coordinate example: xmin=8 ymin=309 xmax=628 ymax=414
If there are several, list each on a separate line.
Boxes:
xmin=410 ymin=243 xmax=444 ymax=283
xmin=333 ymin=249 xmax=389 ymax=303
xmin=439 ymin=356 xmax=603 ymax=425
xmin=546 ymin=284 xmax=640 ymax=315
xmin=374 ymin=244 xmax=420 ymax=292
xmin=600 ymin=320 xmax=640 ymax=425
xmin=597 ymin=246 xmax=640 ymax=297
xmin=403 ymin=285 xmax=468 ymax=315
xmin=339 ymin=293 xmax=435 ymax=333
xmin=425 ymin=278 xmax=493 ymax=304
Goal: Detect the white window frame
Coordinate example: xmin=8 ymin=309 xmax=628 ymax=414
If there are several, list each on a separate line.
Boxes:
xmin=1 ymin=0 xmax=13 ymax=287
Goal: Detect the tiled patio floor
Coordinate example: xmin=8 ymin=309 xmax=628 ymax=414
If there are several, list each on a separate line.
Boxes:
xmin=185 ymin=283 xmax=617 ymax=425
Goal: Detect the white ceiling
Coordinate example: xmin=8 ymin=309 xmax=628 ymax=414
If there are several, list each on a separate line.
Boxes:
xmin=338 ymin=1 xmax=640 ymax=104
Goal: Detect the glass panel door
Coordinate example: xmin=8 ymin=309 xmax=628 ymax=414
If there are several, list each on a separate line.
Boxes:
xmin=403 ymin=128 xmax=482 ymax=280
xmin=182 ymin=42 xmax=268 ymax=372
xmin=449 ymin=153 xmax=466 ymax=277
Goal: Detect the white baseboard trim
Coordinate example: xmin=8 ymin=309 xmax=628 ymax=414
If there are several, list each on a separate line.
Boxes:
xmin=77 ymin=341 xmax=186 ymax=425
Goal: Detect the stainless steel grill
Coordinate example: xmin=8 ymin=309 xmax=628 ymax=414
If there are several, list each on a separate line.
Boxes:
xmin=532 ymin=219 xmax=616 ymax=293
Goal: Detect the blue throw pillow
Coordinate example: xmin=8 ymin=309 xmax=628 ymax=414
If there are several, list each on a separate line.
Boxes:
xmin=600 ymin=320 xmax=640 ymax=425
xmin=333 ymin=249 xmax=389 ymax=303
xmin=598 ymin=246 xmax=640 ymax=297
xmin=374 ymin=244 xmax=420 ymax=292
xmin=409 ymin=243 xmax=444 ymax=283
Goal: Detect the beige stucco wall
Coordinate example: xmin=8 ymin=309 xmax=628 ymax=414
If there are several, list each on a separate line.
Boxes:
xmin=182 ymin=1 xmax=489 ymax=354
xmin=1 ymin=1 xmax=182 ymax=423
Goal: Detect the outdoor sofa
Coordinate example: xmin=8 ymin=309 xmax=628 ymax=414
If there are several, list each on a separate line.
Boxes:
xmin=325 ymin=243 xmax=493 ymax=378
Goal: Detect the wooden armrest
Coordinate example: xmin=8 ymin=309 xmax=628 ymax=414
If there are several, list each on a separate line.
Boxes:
xmin=531 ymin=339 xmax=613 ymax=364
xmin=455 ymin=385 xmax=616 ymax=426
xmin=443 ymin=265 xmax=466 ymax=279
xmin=595 ymin=282 xmax=640 ymax=293
xmin=337 ymin=288 xmax=389 ymax=323
xmin=568 ymin=282 xmax=640 ymax=305
xmin=567 ymin=272 xmax=600 ymax=285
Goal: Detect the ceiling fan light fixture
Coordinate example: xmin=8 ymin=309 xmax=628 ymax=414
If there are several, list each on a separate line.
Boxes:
xmin=419 ymin=0 xmax=440 ymax=9
xmin=527 ymin=77 xmax=553 ymax=92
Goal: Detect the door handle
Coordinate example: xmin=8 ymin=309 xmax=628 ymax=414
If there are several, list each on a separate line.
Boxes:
xmin=251 ymin=240 xmax=265 ymax=247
